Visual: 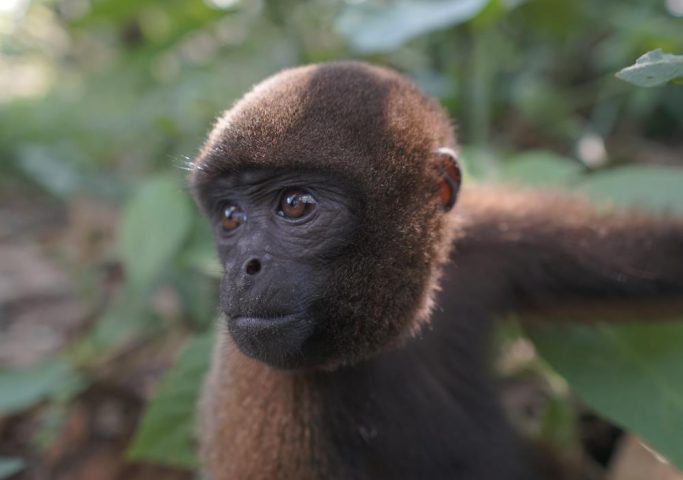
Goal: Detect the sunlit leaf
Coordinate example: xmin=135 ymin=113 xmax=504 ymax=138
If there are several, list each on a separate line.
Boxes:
xmin=127 ymin=333 xmax=214 ymax=469
xmin=336 ymin=0 xmax=489 ymax=53
xmin=616 ymin=49 xmax=683 ymax=87
xmin=528 ymin=322 xmax=683 ymax=469
xmin=119 ymin=174 xmax=193 ymax=289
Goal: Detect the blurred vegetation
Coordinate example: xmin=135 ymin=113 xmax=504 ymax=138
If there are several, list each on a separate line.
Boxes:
xmin=0 ymin=0 xmax=682 ymax=477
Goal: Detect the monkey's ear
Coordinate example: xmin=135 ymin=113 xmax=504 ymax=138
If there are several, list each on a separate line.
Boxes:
xmin=435 ymin=147 xmax=462 ymax=211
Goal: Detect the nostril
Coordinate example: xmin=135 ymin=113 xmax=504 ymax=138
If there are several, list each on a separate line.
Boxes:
xmin=244 ymin=258 xmax=261 ymax=275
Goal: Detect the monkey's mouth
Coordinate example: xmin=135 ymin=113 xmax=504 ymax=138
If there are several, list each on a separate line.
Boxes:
xmin=226 ymin=312 xmax=316 ymax=368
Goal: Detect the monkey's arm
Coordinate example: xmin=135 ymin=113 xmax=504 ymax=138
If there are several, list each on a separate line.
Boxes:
xmin=451 ymin=186 xmax=683 ymax=321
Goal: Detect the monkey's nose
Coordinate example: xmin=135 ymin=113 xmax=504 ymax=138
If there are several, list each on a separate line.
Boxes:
xmin=244 ymin=258 xmax=262 ymax=275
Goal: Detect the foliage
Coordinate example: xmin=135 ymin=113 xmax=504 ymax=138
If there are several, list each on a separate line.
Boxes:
xmin=119 ymin=174 xmax=195 ymax=289
xmin=578 ymin=166 xmax=683 ymax=213
xmin=616 ymin=49 xmax=683 ymax=87
xmin=1 ymin=0 xmax=682 ymax=474
xmin=127 ymin=333 xmax=214 ymax=468
xmin=0 ymin=360 xmax=83 ymax=416
xmin=336 ymin=0 xmax=488 ymax=53
xmin=500 ymin=150 xmax=584 ymax=186
xmin=529 ymin=322 xmax=683 ymax=467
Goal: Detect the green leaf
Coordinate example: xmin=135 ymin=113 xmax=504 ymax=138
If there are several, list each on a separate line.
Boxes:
xmin=528 ymin=322 xmax=683 ymax=469
xmin=501 ymin=151 xmax=583 ymax=187
xmin=119 ymin=174 xmax=193 ymax=289
xmin=616 ymin=49 xmax=683 ymax=88
xmin=0 ymin=360 xmax=81 ymax=415
xmin=90 ymin=290 xmax=158 ymax=352
xmin=16 ymin=145 xmax=83 ymax=197
xmin=0 ymin=457 xmax=25 ymax=479
xmin=177 ymin=215 xmax=221 ymax=278
xmin=127 ymin=333 xmax=214 ymax=469
xmin=578 ymin=166 xmax=683 ymax=214
xmin=172 ymin=272 xmax=218 ymax=331
xmin=335 ymin=0 xmax=489 ymax=53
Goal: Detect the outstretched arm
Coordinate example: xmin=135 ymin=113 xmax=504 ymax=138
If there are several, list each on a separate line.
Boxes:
xmin=446 ymin=185 xmax=683 ymax=321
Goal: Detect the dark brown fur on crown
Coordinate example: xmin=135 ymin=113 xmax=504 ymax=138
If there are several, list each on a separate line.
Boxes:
xmin=194 ymin=62 xmax=683 ymax=480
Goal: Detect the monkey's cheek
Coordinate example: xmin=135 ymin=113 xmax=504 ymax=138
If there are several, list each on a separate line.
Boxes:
xmin=226 ymin=314 xmax=316 ymax=369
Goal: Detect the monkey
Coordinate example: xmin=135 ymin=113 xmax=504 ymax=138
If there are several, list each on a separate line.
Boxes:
xmin=188 ymin=61 xmax=683 ymax=480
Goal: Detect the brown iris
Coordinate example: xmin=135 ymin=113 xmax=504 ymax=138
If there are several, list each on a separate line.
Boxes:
xmin=222 ymin=205 xmax=246 ymax=231
xmin=278 ymin=189 xmax=317 ymax=220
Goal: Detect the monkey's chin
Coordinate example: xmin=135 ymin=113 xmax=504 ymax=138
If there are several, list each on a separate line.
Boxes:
xmin=226 ymin=313 xmax=316 ymax=369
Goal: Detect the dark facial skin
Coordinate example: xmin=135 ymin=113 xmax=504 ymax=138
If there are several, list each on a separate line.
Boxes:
xmin=197 ymin=168 xmax=361 ymax=368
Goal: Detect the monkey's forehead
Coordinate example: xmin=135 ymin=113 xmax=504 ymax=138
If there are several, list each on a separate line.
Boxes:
xmin=192 ymin=62 xmax=455 ymax=187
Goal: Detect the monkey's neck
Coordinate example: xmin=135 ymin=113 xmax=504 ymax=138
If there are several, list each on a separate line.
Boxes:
xmin=200 ymin=337 xmax=325 ymax=480
xmin=201 ymin=329 xmax=533 ymax=480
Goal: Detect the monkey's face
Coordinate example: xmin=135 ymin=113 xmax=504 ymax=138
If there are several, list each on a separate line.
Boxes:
xmin=195 ymin=162 xmax=459 ymax=370
xmin=191 ymin=62 xmax=461 ymax=369
xmin=198 ymin=168 xmax=361 ymax=368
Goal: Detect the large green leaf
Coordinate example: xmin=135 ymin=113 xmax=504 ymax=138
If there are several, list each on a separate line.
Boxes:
xmin=0 ymin=458 xmax=25 ymax=479
xmin=578 ymin=166 xmax=683 ymax=214
xmin=528 ymin=322 xmax=683 ymax=468
xmin=335 ymin=0 xmax=489 ymax=53
xmin=616 ymin=49 xmax=683 ymax=88
xmin=127 ymin=333 xmax=214 ymax=469
xmin=0 ymin=360 xmax=81 ymax=416
xmin=119 ymin=174 xmax=193 ymax=289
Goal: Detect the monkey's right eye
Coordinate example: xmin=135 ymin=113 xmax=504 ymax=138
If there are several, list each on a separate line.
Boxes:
xmin=221 ymin=205 xmax=246 ymax=231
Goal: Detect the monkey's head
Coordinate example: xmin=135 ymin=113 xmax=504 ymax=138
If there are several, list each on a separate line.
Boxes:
xmin=191 ymin=62 xmax=460 ymax=369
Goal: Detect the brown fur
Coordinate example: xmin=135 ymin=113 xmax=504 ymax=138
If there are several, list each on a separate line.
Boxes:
xmin=192 ymin=62 xmax=683 ymax=479
xmin=200 ymin=335 xmax=325 ymax=479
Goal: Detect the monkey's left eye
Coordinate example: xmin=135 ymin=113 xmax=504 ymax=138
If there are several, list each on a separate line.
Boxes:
xmin=222 ymin=205 xmax=247 ymax=231
xmin=277 ymin=189 xmax=317 ymax=220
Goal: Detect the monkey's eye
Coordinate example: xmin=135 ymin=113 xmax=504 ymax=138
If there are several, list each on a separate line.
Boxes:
xmin=222 ymin=205 xmax=246 ymax=231
xmin=277 ymin=189 xmax=317 ymax=220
